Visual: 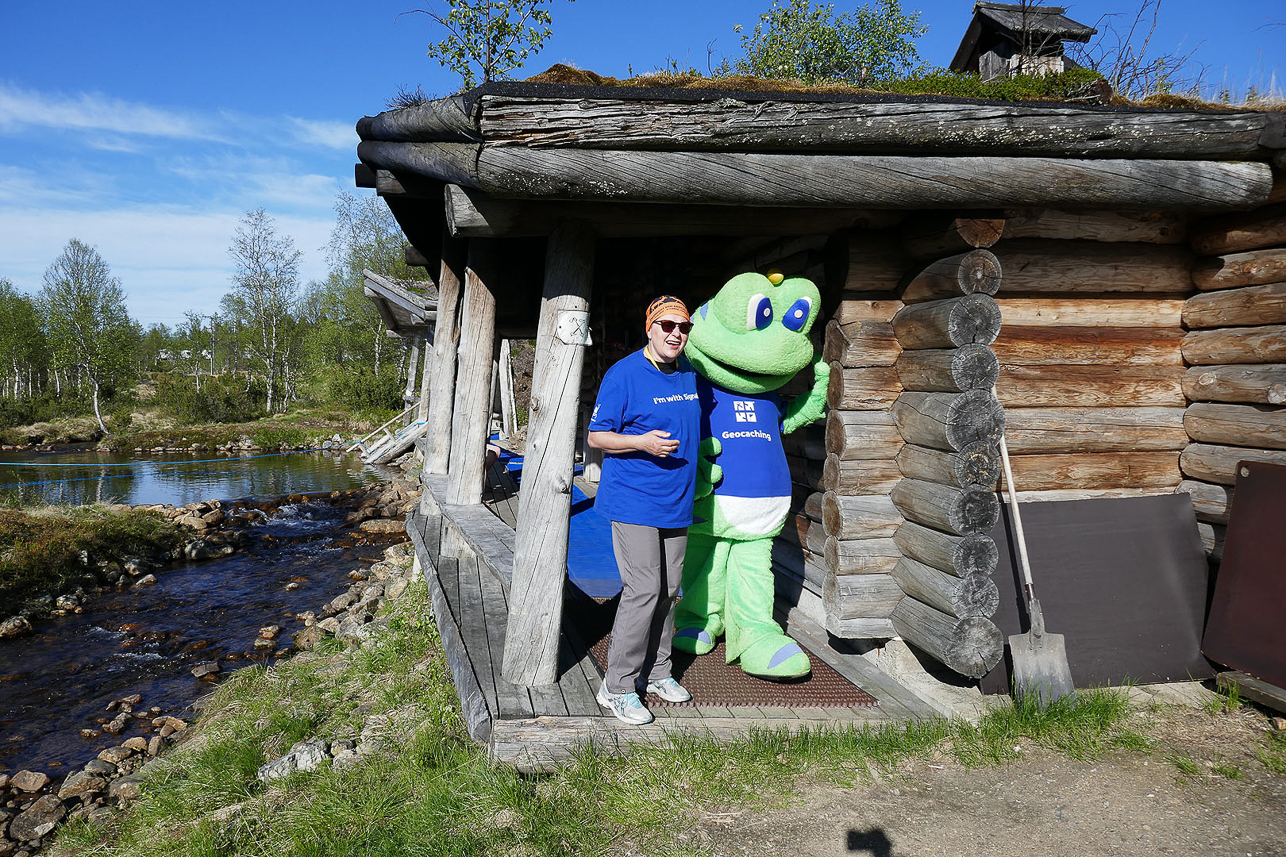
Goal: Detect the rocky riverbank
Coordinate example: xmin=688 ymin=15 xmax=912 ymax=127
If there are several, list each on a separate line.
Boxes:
xmin=0 ymin=539 xmax=420 ymax=857
xmin=0 ymin=467 xmax=422 ymax=642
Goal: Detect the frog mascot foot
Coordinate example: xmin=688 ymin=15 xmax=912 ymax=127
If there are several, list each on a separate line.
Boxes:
xmin=672 ymin=626 xmax=717 ymax=656
xmin=737 ymin=637 xmax=811 ymax=681
xmin=674 ymin=270 xmax=830 ymax=682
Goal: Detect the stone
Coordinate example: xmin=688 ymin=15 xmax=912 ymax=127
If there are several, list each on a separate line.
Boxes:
xmin=0 ymin=617 xmax=32 ymax=640
xmin=316 ymin=617 xmax=340 ymax=634
xmin=121 ymin=737 xmax=149 ymax=753
xmin=0 ymin=773 xmax=8 ymax=789
xmin=82 ymin=760 xmax=116 ymax=776
xmin=257 ymin=740 xmax=330 ymax=782
xmin=184 ymin=540 xmax=233 ymax=561
xmin=359 ymin=519 xmax=404 ymax=535
xmin=57 ymin=771 xmax=106 ymax=800
xmin=258 ymin=625 xmax=280 ymax=639
xmin=293 ymin=626 xmax=326 ymax=651
xmin=147 ymin=736 xmax=164 ymax=756
xmin=97 ymin=746 xmax=133 ymax=764
xmin=132 ymin=574 xmax=158 ymax=588
xmin=201 ymin=510 xmax=225 ymax=526
xmin=253 ymin=638 xmax=273 ymax=650
xmin=9 ymin=772 xmax=49 ymax=793
xmin=8 ymin=795 xmax=64 ymax=841
xmin=327 ymin=593 xmax=355 ymax=614
xmin=108 ymin=776 xmax=142 ymax=802
xmin=386 ymin=579 xmax=409 ymax=601
xmin=122 ymin=557 xmax=148 ymax=576
xmin=191 ymin=661 xmax=220 ymax=679
xmin=284 ymin=581 xmax=301 ymax=591
xmin=79 ymin=729 xmax=101 ymax=739
xmin=102 ymin=713 xmax=129 ymax=734
xmin=54 ymin=594 xmax=79 ymax=610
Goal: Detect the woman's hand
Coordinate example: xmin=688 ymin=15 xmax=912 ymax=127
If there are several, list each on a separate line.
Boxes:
xmin=636 ymin=430 xmax=679 ymax=457
xmin=587 ymin=429 xmax=680 ymax=458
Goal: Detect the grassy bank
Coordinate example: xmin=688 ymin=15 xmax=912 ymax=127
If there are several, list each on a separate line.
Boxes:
xmin=51 ymin=576 xmax=1269 ymax=857
xmin=2 ymin=405 xmax=392 ymax=451
xmin=0 ymin=506 xmax=183 ymax=617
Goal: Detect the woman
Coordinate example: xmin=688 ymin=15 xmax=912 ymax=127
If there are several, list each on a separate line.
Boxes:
xmin=587 ymin=295 xmax=700 ymax=725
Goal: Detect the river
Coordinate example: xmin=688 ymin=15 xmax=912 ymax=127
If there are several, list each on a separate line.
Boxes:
xmin=0 ymin=449 xmax=399 ymax=778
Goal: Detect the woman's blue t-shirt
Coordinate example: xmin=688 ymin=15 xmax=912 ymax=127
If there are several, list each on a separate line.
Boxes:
xmin=588 ymin=350 xmax=700 ymax=528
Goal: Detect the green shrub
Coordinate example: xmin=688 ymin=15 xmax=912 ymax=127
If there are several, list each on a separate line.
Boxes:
xmin=324 ymin=370 xmax=404 ymax=413
xmin=249 ymin=426 xmax=310 ymax=449
xmin=152 ymin=373 xmax=266 ymax=425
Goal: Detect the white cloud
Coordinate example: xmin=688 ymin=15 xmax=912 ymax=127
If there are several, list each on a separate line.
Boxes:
xmin=0 ymin=81 xmax=227 ymax=141
xmin=289 ymin=117 xmax=359 ymax=151
xmin=0 ymin=206 xmax=333 ymax=324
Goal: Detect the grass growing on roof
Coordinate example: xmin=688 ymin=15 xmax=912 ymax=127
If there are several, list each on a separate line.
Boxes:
xmin=53 ymin=571 xmax=1165 ymax=857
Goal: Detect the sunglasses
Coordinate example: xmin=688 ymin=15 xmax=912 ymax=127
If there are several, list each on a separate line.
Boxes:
xmin=654 ymin=320 xmax=693 ymax=334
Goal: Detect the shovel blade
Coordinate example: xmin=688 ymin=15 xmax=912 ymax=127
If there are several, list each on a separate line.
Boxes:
xmin=1009 ymin=630 xmax=1076 ymax=710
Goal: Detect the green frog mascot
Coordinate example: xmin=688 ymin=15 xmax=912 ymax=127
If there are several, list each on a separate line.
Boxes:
xmin=674 ymin=271 xmax=829 ymax=680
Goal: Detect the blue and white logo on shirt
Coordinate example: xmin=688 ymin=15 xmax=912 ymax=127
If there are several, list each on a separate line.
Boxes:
xmin=733 ymin=400 xmax=757 ymax=423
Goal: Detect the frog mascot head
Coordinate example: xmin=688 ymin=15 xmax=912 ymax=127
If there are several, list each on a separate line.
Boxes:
xmin=674 ymin=271 xmax=829 ymax=680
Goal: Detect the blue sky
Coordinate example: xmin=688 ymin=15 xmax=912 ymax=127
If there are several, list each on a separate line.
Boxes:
xmin=1 ymin=1 xmax=1281 ymax=326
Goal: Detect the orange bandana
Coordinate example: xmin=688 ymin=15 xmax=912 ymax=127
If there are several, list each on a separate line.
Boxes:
xmin=645 ymin=295 xmax=689 ymax=331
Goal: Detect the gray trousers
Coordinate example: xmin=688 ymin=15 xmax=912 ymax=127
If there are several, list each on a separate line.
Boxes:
xmin=604 ymin=521 xmax=688 ymax=695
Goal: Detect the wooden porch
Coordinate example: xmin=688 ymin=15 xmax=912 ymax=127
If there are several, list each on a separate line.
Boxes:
xmin=408 ymin=470 xmax=939 ymax=773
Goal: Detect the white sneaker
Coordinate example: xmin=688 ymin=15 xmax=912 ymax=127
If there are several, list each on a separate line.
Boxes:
xmin=644 ymin=676 xmax=692 ymax=703
xmin=597 ymin=683 xmax=654 ymax=725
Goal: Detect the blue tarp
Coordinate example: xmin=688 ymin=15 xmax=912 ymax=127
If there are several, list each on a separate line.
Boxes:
xmin=496 ymin=449 xmax=623 ymax=598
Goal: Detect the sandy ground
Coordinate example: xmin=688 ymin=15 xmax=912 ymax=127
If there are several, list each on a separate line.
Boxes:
xmin=682 ymin=706 xmax=1286 ymax=857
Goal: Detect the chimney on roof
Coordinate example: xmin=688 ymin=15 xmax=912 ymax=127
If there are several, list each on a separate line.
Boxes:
xmin=949 ymin=2 xmax=1096 ymax=82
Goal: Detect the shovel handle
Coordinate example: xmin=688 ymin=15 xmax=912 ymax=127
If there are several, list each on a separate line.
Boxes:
xmin=998 ymin=433 xmax=1038 ymax=608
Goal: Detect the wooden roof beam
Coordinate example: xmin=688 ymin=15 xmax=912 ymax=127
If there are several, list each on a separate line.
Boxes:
xmin=360 ymin=142 xmax=1273 ymax=212
xmin=474 ymin=97 xmax=1278 ymax=160
xmin=442 ymin=184 xmax=902 ymax=238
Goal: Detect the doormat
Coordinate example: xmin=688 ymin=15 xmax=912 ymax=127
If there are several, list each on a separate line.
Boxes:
xmin=571 ymin=595 xmax=877 ymax=709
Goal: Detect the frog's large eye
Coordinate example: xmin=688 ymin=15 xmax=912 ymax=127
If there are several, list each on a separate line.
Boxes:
xmin=781 ymin=296 xmax=812 ymax=332
xmin=747 ymin=294 xmax=772 ymax=330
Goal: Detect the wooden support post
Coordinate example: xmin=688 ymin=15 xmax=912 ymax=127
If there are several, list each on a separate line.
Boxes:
xmin=446 ymin=241 xmax=499 ymax=506
xmin=498 ymin=338 xmax=518 ymax=437
xmin=417 ymin=335 xmax=433 ymax=423
xmin=503 ymin=221 xmax=596 ymax=687
xmin=403 ymin=338 xmax=421 ymax=420
xmin=425 ymin=229 xmax=465 ymax=475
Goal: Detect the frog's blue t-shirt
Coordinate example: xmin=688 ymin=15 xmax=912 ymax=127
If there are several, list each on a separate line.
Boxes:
xmin=698 ymin=380 xmax=790 ymax=499
xmin=588 ymin=350 xmax=700 ymax=528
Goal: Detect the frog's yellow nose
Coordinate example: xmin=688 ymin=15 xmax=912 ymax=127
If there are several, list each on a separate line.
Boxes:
xmin=766 ymin=270 xmax=784 ymax=286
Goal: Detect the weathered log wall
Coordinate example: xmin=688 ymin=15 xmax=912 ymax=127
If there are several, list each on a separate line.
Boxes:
xmin=1178 ymin=201 xmax=1286 ymax=562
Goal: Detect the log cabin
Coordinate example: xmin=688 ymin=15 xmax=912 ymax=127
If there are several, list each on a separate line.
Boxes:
xmin=354 ymin=76 xmax=1286 ymax=767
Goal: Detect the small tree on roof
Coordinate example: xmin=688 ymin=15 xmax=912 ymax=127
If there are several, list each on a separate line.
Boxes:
xmin=404 ymin=0 xmax=574 ymax=89
xmin=729 ymin=0 xmax=927 ymax=85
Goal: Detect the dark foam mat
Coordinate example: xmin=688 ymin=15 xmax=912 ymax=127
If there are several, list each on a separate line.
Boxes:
xmin=572 ymin=596 xmax=877 ymax=709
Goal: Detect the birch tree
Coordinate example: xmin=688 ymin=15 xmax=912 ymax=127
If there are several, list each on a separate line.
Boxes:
xmin=228 ymin=209 xmax=301 ymax=413
xmin=38 ymin=240 xmax=136 ymax=433
xmin=0 ymin=279 xmax=48 ymax=400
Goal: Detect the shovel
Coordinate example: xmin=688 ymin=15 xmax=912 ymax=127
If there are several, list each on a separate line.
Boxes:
xmin=998 ymin=433 xmax=1076 ymax=709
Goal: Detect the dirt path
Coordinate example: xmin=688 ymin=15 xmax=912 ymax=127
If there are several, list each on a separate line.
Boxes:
xmin=691 ymin=708 xmax=1286 ymax=857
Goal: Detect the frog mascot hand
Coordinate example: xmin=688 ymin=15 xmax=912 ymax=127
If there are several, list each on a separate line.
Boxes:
xmin=673 ymin=271 xmax=829 ymax=680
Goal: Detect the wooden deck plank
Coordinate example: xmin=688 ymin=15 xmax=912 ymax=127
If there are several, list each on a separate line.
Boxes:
xmin=780 ymin=607 xmax=939 ymax=721
xmin=490 ymin=714 xmax=885 ymax=773
xmin=456 ymin=554 xmax=500 ymax=718
xmin=436 ymin=554 xmax=461 ymax=626
xmin=423 ymin=552 xmax=493 ymax=743
xmin=555 ymin=635 xmax=601 ymax=717
xmin=476 ymin=556 xmax=537 ymax=719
